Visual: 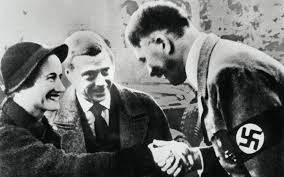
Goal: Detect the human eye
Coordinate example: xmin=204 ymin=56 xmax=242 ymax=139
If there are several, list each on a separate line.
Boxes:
xmin=46 ymin=73 xmax=57 ymax=82
xmin=101 ymin=68 xmax=109 ymax=76
xmin=82 ymin=71 xmax=98 ymax=81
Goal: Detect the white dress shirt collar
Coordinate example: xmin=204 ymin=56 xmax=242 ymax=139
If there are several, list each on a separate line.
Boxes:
xmin=76 ymin=91 xmax=111 ymax=113
xmin=76 ymin=90 xmax=111 ymax=126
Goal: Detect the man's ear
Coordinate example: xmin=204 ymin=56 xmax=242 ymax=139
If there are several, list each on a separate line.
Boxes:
xmin=154 ymin=34 xmax=172 ymax=55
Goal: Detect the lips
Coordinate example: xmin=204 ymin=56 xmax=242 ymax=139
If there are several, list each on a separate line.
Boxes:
xmin=93 ymin=92 xmax=106 ymax=97
xmin=92 ymin=89 xmax=106 ymax=96
xmin=46 ymin=91 xmax=61 ymax=101
xmin=94 ymin=87 xmax=105 ymax=93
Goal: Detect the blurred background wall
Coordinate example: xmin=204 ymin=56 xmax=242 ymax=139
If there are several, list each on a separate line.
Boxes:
xmin=0 ymin=0 xmax=283 ymax=145
xmin=1 ymin=0 xmax=283 ymax=83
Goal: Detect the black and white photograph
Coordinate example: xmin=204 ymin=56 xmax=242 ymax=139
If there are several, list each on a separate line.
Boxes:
xmin=0 ymin=0 xmax=283 ymax=177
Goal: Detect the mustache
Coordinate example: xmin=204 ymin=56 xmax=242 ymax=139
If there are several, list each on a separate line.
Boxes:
xmin=87 ymin=81 xmax=112 ymax=91
xmin=165 ymin=60 xmax=177 ymax=70
xmin=150 ymin=67 xmax=165 ymax=77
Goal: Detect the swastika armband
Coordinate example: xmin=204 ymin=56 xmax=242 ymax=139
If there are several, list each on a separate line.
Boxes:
xmin=213 ymin=107 xmax=284 ymax=164
xmin=230 ymin=107 xmax=283 ymax=162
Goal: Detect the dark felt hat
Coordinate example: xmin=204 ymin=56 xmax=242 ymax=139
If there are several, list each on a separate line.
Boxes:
xmin=1 ymin=42 xmax=68 ymax=94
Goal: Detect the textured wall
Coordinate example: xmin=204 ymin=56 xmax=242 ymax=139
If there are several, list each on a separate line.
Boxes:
xmin=0 ymin=0 xmax=122 ymax=80
xmin=199 ymin=0 xmax=284 ymax=62
xmin=120 ymin=0 xmax=284 ymax=82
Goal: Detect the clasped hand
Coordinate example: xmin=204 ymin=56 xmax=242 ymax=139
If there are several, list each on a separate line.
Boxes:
xmin=148 ymin=140 xmax=201 ymax=176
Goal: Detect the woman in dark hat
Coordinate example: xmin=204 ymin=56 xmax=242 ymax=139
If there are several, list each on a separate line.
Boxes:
xmin=0 ymin=42 xmax=168 ymax=177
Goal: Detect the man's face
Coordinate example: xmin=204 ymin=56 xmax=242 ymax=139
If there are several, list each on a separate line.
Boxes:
xmin=67 ymin=49 xmax=114 ymax=103
xmin=22 ymin=54 xmax=65 ymax=112
xmin=133 ymin=37 xmax=186 ymax=85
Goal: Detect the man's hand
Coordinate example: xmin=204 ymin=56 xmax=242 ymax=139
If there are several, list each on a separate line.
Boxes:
xmin=148 ymin=142 xmax=183 ymax=177
xmin=149 ymin=140 xmax=203 ymax=176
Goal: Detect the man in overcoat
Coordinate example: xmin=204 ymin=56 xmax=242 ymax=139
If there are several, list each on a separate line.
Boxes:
xmin=52 ymin=31 xmax=172 ymax=177
xmin=125 ymin=1 xmax=284 ymax=177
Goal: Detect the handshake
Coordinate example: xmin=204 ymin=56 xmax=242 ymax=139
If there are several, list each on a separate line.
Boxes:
xmin=148 ymin=140 xmax=203 ymax=177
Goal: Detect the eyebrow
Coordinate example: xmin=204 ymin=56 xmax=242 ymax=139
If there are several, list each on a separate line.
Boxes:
xmin=81 ymin=70 xmax=98 ymax=76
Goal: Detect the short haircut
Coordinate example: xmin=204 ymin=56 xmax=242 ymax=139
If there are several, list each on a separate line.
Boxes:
xmin=14 ymin=56 xmax=48 ymax=93
xmin=63 ymin=31 xmax=114 ymax=70
xmin=125 ymin=1 xmax=190 ymax=47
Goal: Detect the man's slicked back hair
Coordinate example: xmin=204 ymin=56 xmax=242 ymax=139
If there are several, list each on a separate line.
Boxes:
xmin=64 ymin=31 xmax=114 ymax=71
xmin=126 ymin=1 xmax=190 ymax=47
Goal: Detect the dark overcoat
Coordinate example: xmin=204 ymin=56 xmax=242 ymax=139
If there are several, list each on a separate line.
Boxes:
xmin=198 ymin=35 xmax=284 ymax=177
xmin=0 ymin=98 xmax=157 ymax=177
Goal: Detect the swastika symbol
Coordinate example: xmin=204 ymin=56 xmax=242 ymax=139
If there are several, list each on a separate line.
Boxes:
xmin=236 ymin=123 xmax=264 ymax=154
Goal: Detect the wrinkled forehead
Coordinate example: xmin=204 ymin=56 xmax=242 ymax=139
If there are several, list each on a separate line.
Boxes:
xmin=72 ymin=49 xmax=113 ymax=71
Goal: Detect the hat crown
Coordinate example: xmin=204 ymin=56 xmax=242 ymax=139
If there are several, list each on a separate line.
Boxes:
xmin=1 ymin=42 xmax=42 ymax=80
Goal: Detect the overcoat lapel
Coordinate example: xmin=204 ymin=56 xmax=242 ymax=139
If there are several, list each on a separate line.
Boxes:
xmin=55 ymin=84 xmax=150 ymax=151
xmin=54 ymin=87 xmax=87 ymax=153
xmin=113 ymin=84 xmax=149 ymax=148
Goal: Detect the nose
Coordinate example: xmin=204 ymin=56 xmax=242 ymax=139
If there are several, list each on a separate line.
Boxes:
xmin=149 ymin=66 xmax=164 ymax=77
xmin=55 ymin=79 xmax=65 ymax=92
xmin=95 ymin=72 xmax=107 ymax=87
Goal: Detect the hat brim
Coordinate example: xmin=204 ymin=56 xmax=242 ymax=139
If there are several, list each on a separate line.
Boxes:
xmin=51 ymin=44 xmax=68 ymax=63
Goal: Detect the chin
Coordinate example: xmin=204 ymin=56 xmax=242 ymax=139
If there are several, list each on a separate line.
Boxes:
xmin=44 ymin=102 xmax=60 ymax=111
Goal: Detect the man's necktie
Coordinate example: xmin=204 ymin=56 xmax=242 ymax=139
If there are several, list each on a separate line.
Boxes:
xmin=89 ymin=104 xmax=108 ymax=141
